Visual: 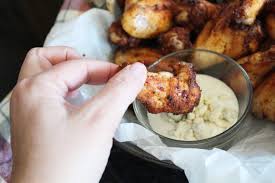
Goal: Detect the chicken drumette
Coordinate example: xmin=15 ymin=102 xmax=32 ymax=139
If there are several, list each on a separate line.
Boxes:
xmin=193 ymin=2 xmax=264 ymax=69
xmin=121 ymin=0 xmax=173 ymax=39
xmin=238 ymin=46 xmax=275 ymax=88
xmin=233 ymin=0 xmax=267 ymax=25
xmin=137 ymin=62 xmax=201 ymax=114
xmin=174 ymin=0 xmax=221 ymax=31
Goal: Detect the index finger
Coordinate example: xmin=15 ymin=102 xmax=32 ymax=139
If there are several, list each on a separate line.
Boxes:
xmin=36 ymin=60 xmax=119 ymax=96
xmin=19 ymin=46 xmax=81 ymax=81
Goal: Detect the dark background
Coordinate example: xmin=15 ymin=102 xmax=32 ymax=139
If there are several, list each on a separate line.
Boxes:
xmin=0 ymin=0 xmax=62 ymax=99
xmin=0 ymin=1 xmax=188 ymax=182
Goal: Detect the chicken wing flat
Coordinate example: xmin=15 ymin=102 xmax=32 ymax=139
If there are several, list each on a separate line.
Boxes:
xmin=252 ymin=72 xmax=275 ymax=122
xmin=238 ymin=46 xmax=275 ymax=88
xmin=159 ymin=27 xmax=192 ymax=54
xmin=265 ymin=13 xmax=275 ymax=40
xmin=108 ymin=21 xmax=141 ymax=47
xmin=174 ymin=0 xmax=221 ymax=31
xmin=121 ymin=0 xmax=173 ymax=39
xmin=193 ymin=3 xmax=264 ymax=69
xmin=234 ymin=0 xmax=267 ymax=25
xmin=114 ymin=47 xmax=162 ymax=66
xmin=137 ymin=63 xmax=201 ymax=114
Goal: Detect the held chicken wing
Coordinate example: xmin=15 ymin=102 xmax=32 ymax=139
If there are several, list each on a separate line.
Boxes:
xmin=238 ymin=46 xmax=275 ymax=88
xmin=108 ymin=21 xmax=141 ymax=47
xmin=121 ymin=0 xmax=173 ymax=39
xmin=234 ymin=0 xmax=267 ymax=25
xmin=114 ymin=47 xmax=162 ymax=66
xmin=193 ymin=3 xmax=264 ymax=69
xmin=137 ymin=63 xmax=201 ymax=114
xmin=265 ymin=13 xmax=275 ymax=40
xmin=174 ymin=0 xmax=221 ymax=31
xmin=159 ymin=27 xmax=192 ymax=54
xmin=252 ymin=72 xmax=275 ymax=122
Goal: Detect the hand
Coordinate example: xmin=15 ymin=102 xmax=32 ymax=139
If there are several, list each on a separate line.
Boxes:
xmin=10 ymin=46 xmax=147 ymax=183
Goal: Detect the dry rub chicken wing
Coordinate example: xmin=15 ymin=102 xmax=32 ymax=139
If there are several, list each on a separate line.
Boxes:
xmin=238 ymin=46 xmax=275 ymax=88
xmin=252 ymin=72 xmax=275 ymax=122
xmin=159 ymin=27 xmax=192 ymax=54
xmin=108 ymin=21 xmax=140 ymax=47
xmin=114 ymin=47 xmax=162 ymax=66
xmin=234 ymin=0 xmax=267 ymax=25
xmin=174 ymin=0 xmax=221 ymax=31
xmin=193 ymin=3 xmax=264 ymax=69
xmin=137 ymin=63 xmax=201 ymax=114
xmin=121 ymin=0 xmax=173 ymax=39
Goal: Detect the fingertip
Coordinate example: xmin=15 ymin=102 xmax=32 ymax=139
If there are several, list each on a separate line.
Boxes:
xmin=130 ymin=62 xmax=147 ymax=73
xmin=129 ymin=62 xmax=147 ymax=83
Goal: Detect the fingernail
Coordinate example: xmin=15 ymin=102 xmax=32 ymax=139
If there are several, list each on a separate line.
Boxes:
xmin=129 ymin=63 xmax=147 ymax=75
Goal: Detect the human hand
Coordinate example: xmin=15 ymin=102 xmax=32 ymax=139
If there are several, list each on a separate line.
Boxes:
xmin=10 ymin=46 xmax=147 ymax=183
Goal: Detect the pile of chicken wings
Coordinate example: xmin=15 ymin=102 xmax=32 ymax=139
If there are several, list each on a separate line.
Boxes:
xmin=108 ymin=0 xmax=275 ymax=121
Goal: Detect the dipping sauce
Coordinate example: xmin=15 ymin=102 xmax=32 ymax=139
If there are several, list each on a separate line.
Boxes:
xmin=147 ymin=74 xmax=239 ymax=141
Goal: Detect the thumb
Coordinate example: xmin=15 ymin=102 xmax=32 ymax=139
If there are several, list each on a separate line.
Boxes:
xmin=80 ymin=63 xmax=147 ymax=133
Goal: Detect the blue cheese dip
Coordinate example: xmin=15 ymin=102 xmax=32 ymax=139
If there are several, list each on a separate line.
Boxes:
xmin=147 ymin=74 xmax=239 ymax=141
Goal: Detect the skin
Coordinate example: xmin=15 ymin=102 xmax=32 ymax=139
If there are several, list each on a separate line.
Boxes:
xmin=10 ymin=46 xmax=147 ymax=183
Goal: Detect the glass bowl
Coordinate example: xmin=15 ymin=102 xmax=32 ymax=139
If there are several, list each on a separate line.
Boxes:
xmin=133 ymin=49 xmax=253 ymax=149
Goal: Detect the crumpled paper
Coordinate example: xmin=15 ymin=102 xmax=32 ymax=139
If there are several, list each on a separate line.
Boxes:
xmin=44 ymin=8 xmax=275 ymax=183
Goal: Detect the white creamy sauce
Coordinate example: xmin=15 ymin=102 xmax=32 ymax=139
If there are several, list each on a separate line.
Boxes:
xmin=147 ymin=74 xmax=239 ymax=141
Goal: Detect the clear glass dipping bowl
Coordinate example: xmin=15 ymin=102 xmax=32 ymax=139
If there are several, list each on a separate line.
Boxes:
xmin=133 ymin=49 xmax=253 ymax=149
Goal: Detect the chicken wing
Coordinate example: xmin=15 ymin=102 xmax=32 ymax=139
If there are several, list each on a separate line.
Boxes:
xmin=265 ymin=13 xmax=275 ymax=40
xmin=117 ymin=0 xmax=125 ymax=9
xmin=137 ymin=62 xmax=201 ymax=114
xmin=108 ymin=21 xmax=141 ymax=47
xmin=238 ymin=46 xmax=275 ymax=88
xmin=114 ymin=47 xmax=162 ymax=66
xmin=234 ymin=0 xmax=267 ymax=25
xmin=252 ymin=72 xmax=275 ymax=122
xmin=174 ymin=0 xmax=221 ymax=31
xmin=193 ymin=3 xmax=264 ymax=69
xmin=158 ymin=27 xmax=192 ymax=54
xmin=121 ymin=0 xmax=173 ymax=39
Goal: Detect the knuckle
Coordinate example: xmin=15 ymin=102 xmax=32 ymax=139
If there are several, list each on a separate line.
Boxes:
xmin=26 ymin=47 xmax=41 ymax=59
xmin=11 ymin=79 xmax=30 ymax=101
xmin=29 ymin=75 xmax=48 ymax=88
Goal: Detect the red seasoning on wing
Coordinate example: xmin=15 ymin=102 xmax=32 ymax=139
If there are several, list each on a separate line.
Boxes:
xmin=137 ymin=63 xmax=201 ymax=114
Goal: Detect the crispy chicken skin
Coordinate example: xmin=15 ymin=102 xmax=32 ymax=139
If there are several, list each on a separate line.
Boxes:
xmin=137 ymin=63 xmax=201 ymax=114
xmin=234 ymin=0 xmax=267 ymax=25
xmin=114 ymin=47 xmax=162 ymax=66
xmin=108 ymin=21 xmax=141 ymax=47
xmin=121 ymin=0 xmax=173 ymax=39
xmin=159 ymin=27 xmax=192 ymax=54
xmin=252 ymin=72 xmax=275 ymax=121
xmin=238 ymin=46 xmax=275 ymax=88
xmin=265 ymin=13 xmax=275 ymax=40
xmin=193 ymin=3 xmax=264 ymax=69
xmin=174 ymin=0 xmax=221 ymax=31
xmin=153 ymin=57 xmax=183 ymax=73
